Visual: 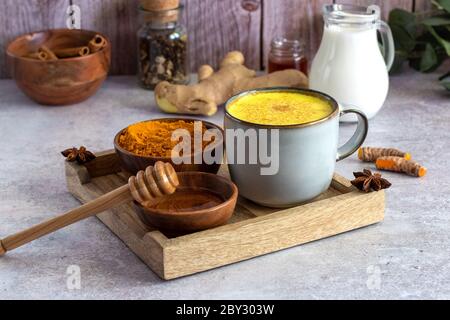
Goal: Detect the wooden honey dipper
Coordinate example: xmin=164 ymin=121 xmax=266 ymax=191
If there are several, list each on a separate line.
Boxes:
xmin=0 ymin=161 xmax=179 ymax=256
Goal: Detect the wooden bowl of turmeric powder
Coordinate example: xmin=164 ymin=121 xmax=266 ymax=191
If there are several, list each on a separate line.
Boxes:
xmin=114 ymin=118 xmax=223 ymax=175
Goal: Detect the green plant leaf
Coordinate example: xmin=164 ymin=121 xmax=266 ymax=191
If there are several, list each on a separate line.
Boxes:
xmin=389 ymin=9 xmax=417 ymax=38
xmin=389 ymin=9 xmax=417 ymax=54
xmin=427 ymin=26 xmax=450 ymax=55
xmin=441 ymin=80 xmax=450 ymax=90
xmin=422 ymin=44 xmax=439 ymax=71
xmin=439 ymin=72 xmax=450 ymax=90
xmin=390 ymin=51 xmax=409 ymax=74
xmin=391 ymin=24 xmax=416 ymax=52
xmin=422 ymin=16 xmax=450 ymax=26
xmin=388 ymin=4 xmax=450 ymax=90
xmin=416 ymin=43 xmax=439 ymax=71
xmin=436 ymin=0 xmax=450 ymax=13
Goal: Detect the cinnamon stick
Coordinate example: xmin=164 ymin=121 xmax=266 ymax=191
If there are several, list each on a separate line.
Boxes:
xmin=24 ymin=52 xmax=47 ymax=61
xmin=54 ymin=46 xmax=90 ymax=58
xmin=38 ymin=45 xmax=58 ymax=61
xmin=88 ymin=34 xmax=107 ymax=53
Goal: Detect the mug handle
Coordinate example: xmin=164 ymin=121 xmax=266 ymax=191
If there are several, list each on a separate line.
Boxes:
xmin=336 ymin=109 xmax=369 ymax=161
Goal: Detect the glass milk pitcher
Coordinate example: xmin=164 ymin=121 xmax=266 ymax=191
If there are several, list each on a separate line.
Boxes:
xmin=310 ymin=4 xmax=394 ymax=121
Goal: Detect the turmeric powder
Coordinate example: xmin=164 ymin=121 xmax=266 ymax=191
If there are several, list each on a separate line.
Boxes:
xmin=118 ymin=120 xmax=208 ymax=157
xmin=376 ymin=156 xmax=427 ymax=177
xmin=358 ymin=147 xmax=411 ymax=162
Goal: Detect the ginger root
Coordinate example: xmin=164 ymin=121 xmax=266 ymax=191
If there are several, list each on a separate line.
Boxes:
xmin=358 ymin=147 xmax=411 ymax=162
xmin=154 ymin=51 xmax=308 ymax=116
xmin=376 ymin=156 xmax=427 ymax=177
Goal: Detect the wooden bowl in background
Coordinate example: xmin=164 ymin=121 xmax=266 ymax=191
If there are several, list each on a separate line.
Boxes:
xmin=134 ymin=171 xmax=238 ymax=237
xmin=114 ymin=118 xmax=224 ymax=175
xmin=6 ymin=29 xmax=111 ymax=106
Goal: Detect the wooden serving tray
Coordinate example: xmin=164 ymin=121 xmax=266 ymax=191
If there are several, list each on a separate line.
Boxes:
xmin=65 ymin=150 xmax=385 ymax=280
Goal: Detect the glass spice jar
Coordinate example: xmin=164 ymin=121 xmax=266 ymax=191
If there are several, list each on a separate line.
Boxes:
xmin=268 ymin=37 xmax=308 ymax=75
xmin=137 ymin=5 xmax=189 ymax=90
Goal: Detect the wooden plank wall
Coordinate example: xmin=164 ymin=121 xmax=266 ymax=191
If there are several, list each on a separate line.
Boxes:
xmin=0 ymin=0 xmax=431 ymax=78
xmin=262 ymin=0 xmax=331 ymax=70
xmin=183 ymin=0 xmax=261 ymax=70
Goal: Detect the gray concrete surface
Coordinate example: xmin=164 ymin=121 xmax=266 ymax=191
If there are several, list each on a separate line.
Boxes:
xmin=0 ymin=70 xmax=449 ymax=299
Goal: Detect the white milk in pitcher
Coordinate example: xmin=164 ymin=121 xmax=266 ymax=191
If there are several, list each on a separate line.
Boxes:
xmin=310 ymin=5 xmax=394 ymax=121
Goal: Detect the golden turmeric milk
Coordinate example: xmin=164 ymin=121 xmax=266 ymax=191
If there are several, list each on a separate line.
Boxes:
xmin=227 ymin=91 xmax=333 ymax=125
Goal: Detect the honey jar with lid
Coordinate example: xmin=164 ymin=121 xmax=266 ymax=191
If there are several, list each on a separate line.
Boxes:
xmin=268 ymin=37 xmax=308 ymax=75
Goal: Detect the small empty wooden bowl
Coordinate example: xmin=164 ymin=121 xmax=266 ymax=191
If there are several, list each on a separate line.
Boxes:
xmin=134 ymin=172 xmax=238 ymax=236
xmin=114 ymin=118 xmax=224 ymax=175
xmin=6 ymin=29 xmax=111 ymax=105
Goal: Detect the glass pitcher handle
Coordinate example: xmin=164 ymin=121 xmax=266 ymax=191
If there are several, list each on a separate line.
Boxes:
xmin=377 ymin=20 xmax=395 ymax=71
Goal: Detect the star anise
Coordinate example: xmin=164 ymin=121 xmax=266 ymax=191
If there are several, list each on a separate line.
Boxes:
xmin=61 ymin=146 xmax=96 ymax=164
xmin=351 ymin=169 xmax=391 ymax=192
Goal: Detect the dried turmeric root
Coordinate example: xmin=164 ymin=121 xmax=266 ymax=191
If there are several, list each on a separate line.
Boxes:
xmin=376 ymin=156 xmax=427 ymax=177
xmin=358 ymin=147 xmax=411 ymax=162
xmin=155 ymin=51 xmax=308 ymax=116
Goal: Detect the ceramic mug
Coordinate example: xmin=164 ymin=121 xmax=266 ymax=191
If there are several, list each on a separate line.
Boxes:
xmin=224 ymin=87 xmax=368 ymax=208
